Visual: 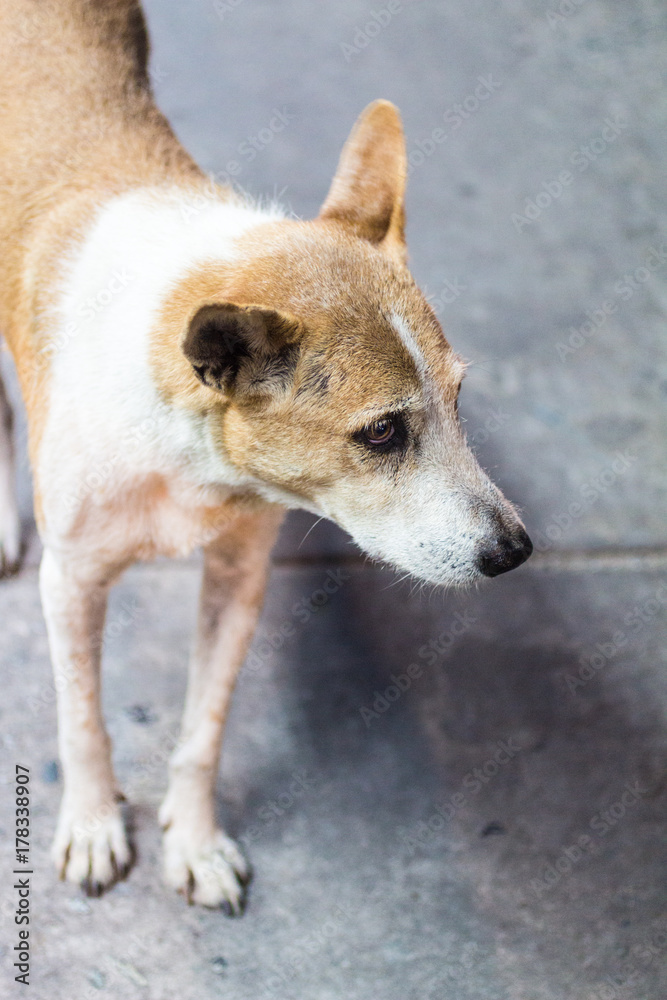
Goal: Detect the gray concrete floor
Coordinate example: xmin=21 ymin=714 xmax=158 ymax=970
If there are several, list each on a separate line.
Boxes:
xmin=1 ymin=1 xmax=666 ymax=998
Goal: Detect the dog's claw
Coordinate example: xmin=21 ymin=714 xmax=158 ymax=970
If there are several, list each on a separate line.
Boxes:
xmin=84 ymin=879 xmax=103 ymax=899
xmin=0 ymin=535 xmax=21 ymax=577
xmin=0 ymin=493 xmax=21 ymax=578
xmin=162 ymin=826 xmax=249 ymax=911
xmin=51 ymin=798 xmax=133 ymax=897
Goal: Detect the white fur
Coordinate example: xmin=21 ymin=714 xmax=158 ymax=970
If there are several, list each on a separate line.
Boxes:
xmin=328 ymin=464 xmax=498 ymax=587
xmin=40 ymin=547 xmax=132 ymax=890
xmin=317 ymin=314 xmax=506 ymax=586
xmin=34 ymin=187 xmax=295 ymax=905
xmin=37 ymin=188 xmax=314 ymax=555
xmin=391 ymin=311 xmax=429 ymax=379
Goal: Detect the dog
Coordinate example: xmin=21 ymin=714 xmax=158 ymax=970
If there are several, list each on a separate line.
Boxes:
xmin=0 ymin=0 xmax=532 ymax=912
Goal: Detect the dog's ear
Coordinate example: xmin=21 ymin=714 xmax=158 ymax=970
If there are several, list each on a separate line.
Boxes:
xmin=182 ymin=303 xmax=302 ymax=398
xmin=318 ymin=100 xmax=407 ymax=261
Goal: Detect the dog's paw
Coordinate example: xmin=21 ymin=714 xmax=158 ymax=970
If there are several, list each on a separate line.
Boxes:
xmin=162 ymin=824 xmax=250 ymax=913
xmin=52 ymin=797 xmax=133 ymax=896
xmin=0 ymin=498 xmax=20 ymax=576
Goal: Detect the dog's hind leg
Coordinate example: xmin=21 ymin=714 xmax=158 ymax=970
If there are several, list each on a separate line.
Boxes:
xmin=0 ymin=360 xmax=21 ymax=575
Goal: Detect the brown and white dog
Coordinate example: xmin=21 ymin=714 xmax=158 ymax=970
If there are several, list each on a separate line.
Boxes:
xmin=0 ymin=0 xmax=532 ymax=912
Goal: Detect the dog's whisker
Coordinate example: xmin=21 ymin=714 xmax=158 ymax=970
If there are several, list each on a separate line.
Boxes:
xmin=297 ymin=515 xmax=326 ymax=550
xmin=382 ymin=570 xmax=412 ymax=593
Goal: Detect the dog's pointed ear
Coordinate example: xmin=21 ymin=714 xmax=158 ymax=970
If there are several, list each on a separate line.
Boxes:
xmin=318 ymin=100 xmax=407 ymax=261
xmin=181 ymin=303 xmax=302 ymax=398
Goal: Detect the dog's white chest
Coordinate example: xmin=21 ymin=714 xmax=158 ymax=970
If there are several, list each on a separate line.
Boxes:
xmin=35 ymin=188 xmax=279 ymax=555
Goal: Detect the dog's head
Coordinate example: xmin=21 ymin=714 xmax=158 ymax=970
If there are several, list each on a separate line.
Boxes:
xmin=168 ymin=101 xmax=531 ymax=585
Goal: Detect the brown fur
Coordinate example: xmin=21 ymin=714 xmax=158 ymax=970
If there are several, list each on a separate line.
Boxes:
xmin=0 ymin=0 xmax=530 ymax=909
xmin=0 ymin=0 xmax=202 ymax=500
xmin=150 ymin=219 xmax=463 ymax=504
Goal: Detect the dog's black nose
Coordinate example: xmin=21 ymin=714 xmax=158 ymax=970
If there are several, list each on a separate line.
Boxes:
xmin=477 ymin=528 xmax=533 ymax=578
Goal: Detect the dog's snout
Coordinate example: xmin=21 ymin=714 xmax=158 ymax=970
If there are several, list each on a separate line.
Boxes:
xmin=477 ymin=527 xmax=533 ymax=578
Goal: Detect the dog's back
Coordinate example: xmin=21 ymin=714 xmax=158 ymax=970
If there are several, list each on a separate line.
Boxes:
xmin=0 ymin=0 xmax=160 ymax=193
xmin=0 ymin=0 xmax=200 ymax=366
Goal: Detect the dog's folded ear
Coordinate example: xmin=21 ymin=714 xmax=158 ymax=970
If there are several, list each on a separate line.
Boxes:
xmin=181 ymin=302 xmax=303 ymax=398
xmin=318 ymin=99 xmax=407 ymax=261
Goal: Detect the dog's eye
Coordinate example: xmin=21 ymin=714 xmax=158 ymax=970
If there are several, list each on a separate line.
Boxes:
xmin=364 ymin=418 xmax=395 ymax=445
xmin=352 ymin=412 xmax=407 ymax=454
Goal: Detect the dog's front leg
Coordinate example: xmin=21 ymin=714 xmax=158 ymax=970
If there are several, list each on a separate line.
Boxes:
xmin=159 ymin=507 xmax=283 ymax=912
xmin=39 ymin=548 xmax=132 ymax=895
